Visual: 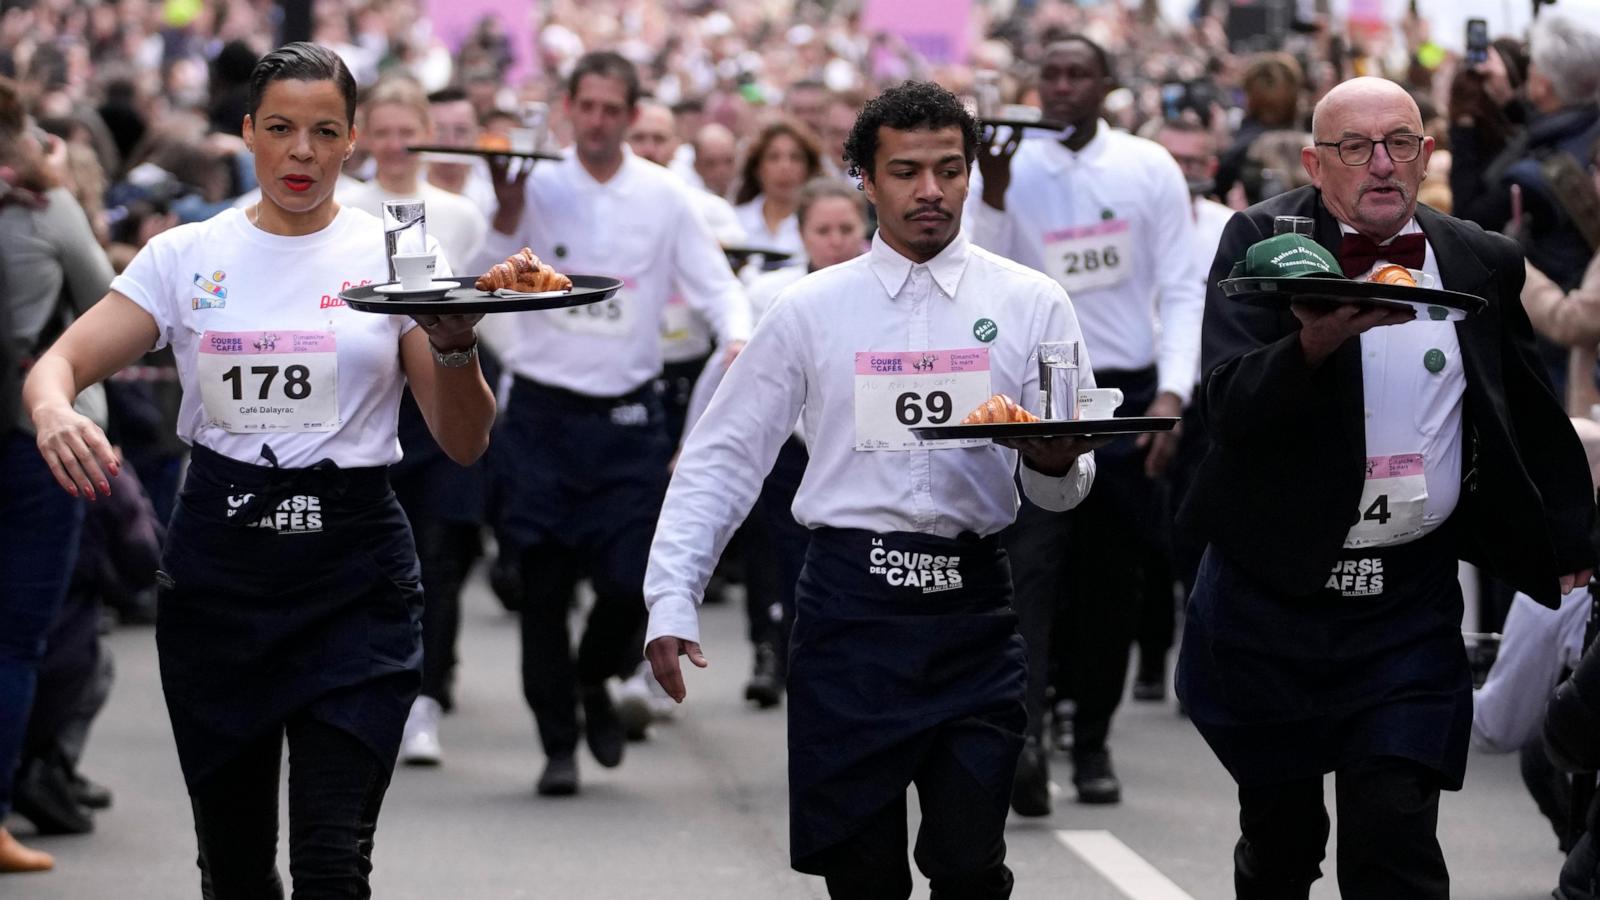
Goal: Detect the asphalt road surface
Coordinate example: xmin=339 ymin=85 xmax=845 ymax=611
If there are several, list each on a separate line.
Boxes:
xmin=6 ymin=572 xmax=1569 ymax=899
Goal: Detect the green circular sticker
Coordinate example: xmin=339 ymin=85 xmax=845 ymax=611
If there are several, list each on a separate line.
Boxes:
xmin=1100 ymin=208 xmax=1116 ymax=221
xmin=1424 ymin=348 xmax=1446 ymax=373
xmin=1428 ymin=305 xmax=1448 ymax=321
xmin=973 ymin=318 xmax=998 ymax=343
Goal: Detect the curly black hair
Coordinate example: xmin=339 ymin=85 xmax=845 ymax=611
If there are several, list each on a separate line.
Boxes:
xmin=843 ymin=80 xmax=981 ymax=185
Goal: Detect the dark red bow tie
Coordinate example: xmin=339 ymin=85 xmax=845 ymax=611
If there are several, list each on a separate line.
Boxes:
xmin=1338 ymin=232 xmax=1426 ymax=277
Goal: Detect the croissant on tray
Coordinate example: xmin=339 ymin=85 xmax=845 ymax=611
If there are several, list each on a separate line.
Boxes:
xmin=961 ymin=394 xmax=1040 ymax=425
xmin=475 ymin=247 xmax=573 ymax=293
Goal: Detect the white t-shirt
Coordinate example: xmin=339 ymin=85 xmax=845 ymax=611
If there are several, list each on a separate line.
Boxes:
xmin=734 ymin=196 xmax=804 ymax=258
xmin=112 ymin=206 xmax=449 ymax=469
xmin=342 ymin=180 xmax=486 ymax=281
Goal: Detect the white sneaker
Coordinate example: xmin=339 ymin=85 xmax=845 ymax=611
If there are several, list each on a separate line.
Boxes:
xmin=615 ymin=667 xmax=656 ymax=741
xmin=400 ymin=696 xmax=443 ymax=766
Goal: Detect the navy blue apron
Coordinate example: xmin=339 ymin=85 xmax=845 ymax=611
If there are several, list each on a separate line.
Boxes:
xmin=495 ymin=375 xmax=671 ymax=569
xmin=787 ymin=527 xmax=1027 ymax=872
xmin=156 ymin=444 xmax=422 ymax=788
xmin=1176 ymin=525 xmax=1472 ymax=788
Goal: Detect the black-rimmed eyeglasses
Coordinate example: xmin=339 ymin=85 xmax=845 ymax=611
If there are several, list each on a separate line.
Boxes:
xmin=1313 ymin=134 xmax=1424 ymax=166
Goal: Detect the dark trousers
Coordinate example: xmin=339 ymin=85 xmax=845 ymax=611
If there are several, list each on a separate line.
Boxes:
xmin=518 ymin=544 xmax=647 ymax=757
xmin=742 ymin=438 xmax=809 ymax=659
xmin=0 ymin=431 xmax=83 ymax=819
xmin=1002 ymin=497 xmax=1068 ymax=742
xmin=810 ymin=717 xmax=1017 ymax=900
xmin=1235 ymin=756 xmax=1448 ymax=900
xmin=189 ymin=715 xmax=393 ymax=900
xmin=409 ymin=518 xmax=478 ymax=706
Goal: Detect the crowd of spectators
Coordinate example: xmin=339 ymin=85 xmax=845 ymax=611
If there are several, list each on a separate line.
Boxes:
xmin=5 ymin=0 xmax=1600 ymax=884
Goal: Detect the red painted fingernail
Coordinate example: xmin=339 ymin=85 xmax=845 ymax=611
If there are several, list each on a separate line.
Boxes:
xmin=66 ymin=485 xmax=78 ymax=497
xmin=100 ymin=482 xmax=111 ymax=494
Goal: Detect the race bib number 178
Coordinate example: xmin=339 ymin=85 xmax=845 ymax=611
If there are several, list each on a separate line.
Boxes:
xmin=196 ymin=330 xmax=340 ymax=433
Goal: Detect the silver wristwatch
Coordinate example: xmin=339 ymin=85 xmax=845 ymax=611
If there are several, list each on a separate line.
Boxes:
xmin=430 ymin=339 xmax=478 ymax=368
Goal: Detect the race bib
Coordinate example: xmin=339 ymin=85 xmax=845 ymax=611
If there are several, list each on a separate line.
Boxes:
xmin=550 ymin=277 xmax=635 ymax=337
xmin=1043 ymin=219 xmax=1133 ymax=295
xmin=1344 ymin=453 xmax=1427 ymax=549
xmin=196 ymin=330 xmax=340 ymax=433
xmin=854 ymin=349 xmax=991 ymax=451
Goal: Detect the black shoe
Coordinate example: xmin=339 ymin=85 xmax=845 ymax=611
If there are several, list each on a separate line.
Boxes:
xmin=12 ymin=758 xmax=94 ymax=835
xmin=1133 ymin=657 xmax=1167 ymax=702
xmin=1132 ymin=677 xmax=1166 ymax=702
xmin=581 ymin=686 xmax=626 ymax=768
xmin=744 ymin=643 xmax=783 ymax=709
xmin=68 ymin=771 xmax=113 ymax=811
xmin=488 ymin=555 xmax=523 ymax=613
xmin=1072 ymin=747 xmax=1122 ymax=805
xmin=1010 ymin=739 xmax=1052 ymax=817
xmin=536 ymin=754 xmax=579 ymax=796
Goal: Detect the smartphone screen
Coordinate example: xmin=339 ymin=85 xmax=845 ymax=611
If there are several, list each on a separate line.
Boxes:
xmin=1466 ymin=19 xmax=1490 ymax=66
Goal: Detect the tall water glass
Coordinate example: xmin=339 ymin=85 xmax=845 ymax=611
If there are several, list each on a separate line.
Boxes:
xmin=382 ymin=199 xmax=427 ymax=281
xmin=1038 ymin=340 xmax=1081 ymax=421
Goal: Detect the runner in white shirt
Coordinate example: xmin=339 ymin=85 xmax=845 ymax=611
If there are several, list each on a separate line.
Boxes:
xmin=732 ymin=117 xmax=823 ymax=261
xmin=22 ymin=43 xmax=493 ymax=896
xmin=342 ymin=76 xmax=486 ymax=271
xmin=425 ymin=86 xmax=499 ymax=216
xmin=1141 ymin=117 xmax=1236 ymax=703
xmin=338 ymin=76 xmax=498 ymax=768
xmin=967 ymin=35 xmax=1204 ymax=811
xmin=626 ymin=99 xmax=748 ymax=445
xmin=644 ymin=81 xmax=1104 ymax=900
xmin=736 ymin=178 xmax=870 ymax=710
xmin=479 ymin=51 xmax=750 ymax=797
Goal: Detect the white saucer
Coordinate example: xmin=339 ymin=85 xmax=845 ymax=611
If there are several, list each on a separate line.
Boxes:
xmin=374 ymin=281 xmax=456 ymax=301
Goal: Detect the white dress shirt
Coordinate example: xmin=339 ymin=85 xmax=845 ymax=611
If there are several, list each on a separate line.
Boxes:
xmin=734 ymin=195 xmax=805 ymax=257
xmin=661 ymin=187 xmax=751 ymax=365
xmin=1344 ymin=219 xmax=1464 ymax=546
xmin=644 ymin=230 xmax=1098 ymax=645
xmin=967 ymin=123 xmax=1204 ymax=403
xmin=1472 ymin=589 xmax=1590 ymax=752
xmin=478 ymin=149 xmax=751 ymax=396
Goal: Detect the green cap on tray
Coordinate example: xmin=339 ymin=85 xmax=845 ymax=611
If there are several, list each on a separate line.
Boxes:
xmin=1228 ymin=234 xmax=1347 ymax=280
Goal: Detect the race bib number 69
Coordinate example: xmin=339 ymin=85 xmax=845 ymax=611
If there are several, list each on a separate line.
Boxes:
xmin=854 ymin=349 xmax=992 ymax=451
xmin=196 ymin=330 xmax=340 ymax=433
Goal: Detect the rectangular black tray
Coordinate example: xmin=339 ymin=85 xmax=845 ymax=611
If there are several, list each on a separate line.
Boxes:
xmin=911 ymin=417 xmax=1179 ymax=441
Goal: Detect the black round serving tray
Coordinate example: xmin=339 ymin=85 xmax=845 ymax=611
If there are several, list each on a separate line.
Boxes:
xmin=910 ymin=417 xmax=1179 ymax=441
xmin=1219 ymin=276 xmax=1485 ymax=322
xmin=341 ymin=275 xmax=622 ymax=315
xmin=406 ymin=145 xmax=563 ymax=162
xmin=980 ymin=116 xmax=1070 ymax=132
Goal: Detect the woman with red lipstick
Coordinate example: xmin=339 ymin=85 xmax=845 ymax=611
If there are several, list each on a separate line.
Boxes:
xmin=21 ymin=42 xmax=495 ymax=897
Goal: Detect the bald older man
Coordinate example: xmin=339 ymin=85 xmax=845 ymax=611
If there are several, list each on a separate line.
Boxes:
xmin=691 ymin=124 xmax=739 ymax=200
xmin=1176 ymin=76 xmax=1595 ymax=899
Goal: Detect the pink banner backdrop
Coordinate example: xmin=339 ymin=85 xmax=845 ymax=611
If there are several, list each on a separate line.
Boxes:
xmin=862 ymin=0 xmax=975 ymax=66
xmin=425 ymin=0 xmax=537 ymax=84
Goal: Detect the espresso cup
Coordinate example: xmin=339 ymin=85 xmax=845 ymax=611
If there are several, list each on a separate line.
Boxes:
xmin=391 ymin=252 xmax=437 ymax=291
xmin=1076 ymin=387 xmax=1124 ymax=420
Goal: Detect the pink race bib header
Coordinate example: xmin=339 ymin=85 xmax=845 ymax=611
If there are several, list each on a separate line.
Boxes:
xmin=1043 ymin=219 xmax=1130 ymax=244
xmin=855 ymin=348 xmax=989 ymax=376
xmin=199 ymin=331 xmax=336 ymax=356
xmin=1365 ymin=453 xmax=1425 ymax=479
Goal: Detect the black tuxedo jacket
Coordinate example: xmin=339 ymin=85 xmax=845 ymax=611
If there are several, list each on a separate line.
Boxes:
xmin=1178 ymin=186 xmax=1595 ymax=607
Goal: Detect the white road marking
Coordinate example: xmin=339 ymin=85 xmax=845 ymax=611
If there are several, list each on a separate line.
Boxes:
xmin=1055 ymin=830 xmax=1197 ymax=900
